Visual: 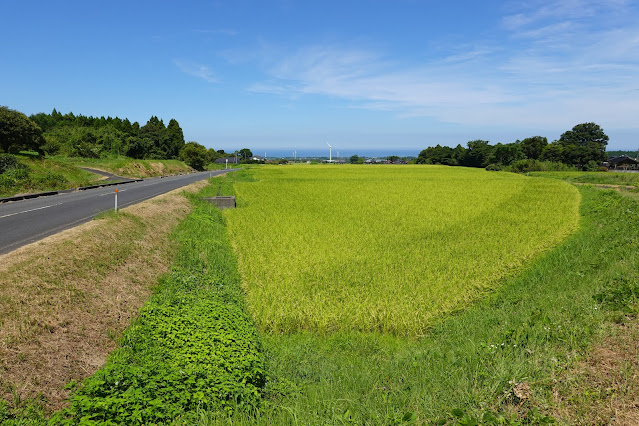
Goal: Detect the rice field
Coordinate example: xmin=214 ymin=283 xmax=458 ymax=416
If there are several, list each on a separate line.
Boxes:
xmin=225 ymin=165 xmax=580 ymax=336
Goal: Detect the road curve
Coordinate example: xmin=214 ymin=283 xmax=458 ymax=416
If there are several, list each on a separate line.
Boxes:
xmin=0 ymin=169 xmax=236 ymax=255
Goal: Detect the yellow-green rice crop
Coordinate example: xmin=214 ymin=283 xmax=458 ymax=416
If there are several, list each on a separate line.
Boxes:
xmin=225 ymin=165 xmax=580 ymax=337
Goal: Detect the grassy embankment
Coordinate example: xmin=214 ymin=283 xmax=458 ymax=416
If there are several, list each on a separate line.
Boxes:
xmin=0 ymin=155 xmax=98 ymax=197
xmin=53 ymin=156 xmax=195 ymax=179
xmin=0 ymin=179 xmax=209 ymax=423
xmin=48 ymin=173 xmax=265 ymax=424
xmin=0 ymin=155 xmax=196 ymax=198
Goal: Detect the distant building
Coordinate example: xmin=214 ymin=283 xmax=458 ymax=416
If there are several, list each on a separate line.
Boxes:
xmin=606 ymin=155 xmax=639 ymax=170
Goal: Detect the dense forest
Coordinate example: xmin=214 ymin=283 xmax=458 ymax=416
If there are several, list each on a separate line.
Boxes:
xmin=417 ymin=122 xmax=611 ymax=171
xmin=29 ymin=109 xmax=188 ymax=160
xmin=1 ymin=106 xmax=244 ymax=170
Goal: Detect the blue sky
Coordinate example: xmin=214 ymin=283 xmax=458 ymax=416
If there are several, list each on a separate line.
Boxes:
xmin=2 ymin=0 xmax=638 ymax=154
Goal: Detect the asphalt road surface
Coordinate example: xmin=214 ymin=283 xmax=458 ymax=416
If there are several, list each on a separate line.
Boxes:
xmin=0 ymin=169 xmax=236 ymax=255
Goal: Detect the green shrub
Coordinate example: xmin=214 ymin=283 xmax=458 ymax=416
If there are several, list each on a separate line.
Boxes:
xmin=0 ymin=153 xmax=25 ymax=174
xmin=506 ymin=159 xmax=575 ymax=173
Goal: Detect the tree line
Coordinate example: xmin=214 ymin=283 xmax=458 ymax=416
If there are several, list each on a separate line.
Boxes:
xmin=416 ymin=122 xmax=609 ymax=171
xmin=29 ymin=108 xmax=187 ymax=159
xmin=0 ymin=106 xmax=250 ymax=170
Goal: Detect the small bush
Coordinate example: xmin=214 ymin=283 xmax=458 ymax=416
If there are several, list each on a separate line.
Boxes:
xmin=583 ymin=160 xmax=601 ymax=172
xmin=0 ymin=153 xmax=25 ymax=174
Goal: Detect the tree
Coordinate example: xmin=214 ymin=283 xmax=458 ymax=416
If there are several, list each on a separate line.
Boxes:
xmin=180 ymin=142 xmax=208 ymax=170
xmin=139 ymin=116 xmax=166 ymax=158
xmin=460 ymin=140 xmax=494 ymax=168
xmin=0 ymin=106 xmax=45 ymax=154
xmin=349 ymin=154 xmax=360 ymax=164
xmin=558 ymin=122 xmax=608 ymax=167
xmin=488 ymin=142 xmax=525 ymax=166
xmin=520 ymin=136 xmax=548 ymax=160
xmin=417 ymin=144 xmax=457 ymax=165
xmin=239 ymin=148 xmax=253 ymax=161
xmin=540 ymin=142 xmax=564 ymax=163
xmin=164 ymin=119 xmax=185 ymax=159
xmin=126 ymin=137 xmax=153 ymax=159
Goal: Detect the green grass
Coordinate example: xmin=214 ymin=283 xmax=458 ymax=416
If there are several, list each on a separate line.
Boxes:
xmin=0 ymin=155 xmax=99 ymax=197
xmin=225 ymin=165 xmax=579 ymax=336
xmin=531 ymin=170 xmax=639 ymax=187
xmin=0 ymin=154 xmax=197 ymax=197
xmin=52 ymin=156 xmax=194 ymax=178
xmin=195 ymin=177 xmax=639 ymax=424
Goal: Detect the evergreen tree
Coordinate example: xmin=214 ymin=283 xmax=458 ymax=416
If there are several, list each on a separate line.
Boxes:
xmin=165 ymin=119 xmax=185 ymax=159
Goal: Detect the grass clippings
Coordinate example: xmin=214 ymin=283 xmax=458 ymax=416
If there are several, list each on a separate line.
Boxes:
xmin=0 ymin=180 xmax=207 ymax=413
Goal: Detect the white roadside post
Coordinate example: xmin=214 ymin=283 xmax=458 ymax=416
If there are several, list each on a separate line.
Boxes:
xmin=225 ymin=158 xmax=228 ymax=169
xmin=114 ymin=188 xmax=119 ymax=212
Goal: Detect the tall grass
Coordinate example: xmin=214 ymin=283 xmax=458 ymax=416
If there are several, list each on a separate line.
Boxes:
xmin=225 ymin=165 xmax=580 ymax=336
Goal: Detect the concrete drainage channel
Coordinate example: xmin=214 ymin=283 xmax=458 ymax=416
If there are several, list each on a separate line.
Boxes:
xmin=0 ymin=179 xmax=143 ymax=204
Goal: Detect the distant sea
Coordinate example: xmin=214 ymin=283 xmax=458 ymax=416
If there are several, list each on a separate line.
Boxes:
xmin=257 ymin=148 xmax=420 ymax=159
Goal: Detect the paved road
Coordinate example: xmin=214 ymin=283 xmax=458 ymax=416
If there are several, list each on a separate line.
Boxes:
xmin=0 ymin=169 xmax=235 ymax=255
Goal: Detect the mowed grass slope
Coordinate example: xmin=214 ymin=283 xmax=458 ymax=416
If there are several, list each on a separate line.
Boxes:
xmin=225 ymin=165 xmax=580 ymax=336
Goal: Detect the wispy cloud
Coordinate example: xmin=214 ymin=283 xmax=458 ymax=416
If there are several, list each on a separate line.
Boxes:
xmin=173 ymin=59 xmax=218 ymax=83
xmin=247 ymin=0 xmax=639 ymax=130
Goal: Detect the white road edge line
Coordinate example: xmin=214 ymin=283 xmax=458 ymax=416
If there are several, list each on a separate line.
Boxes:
xmin=0 ymin=203 xmax=63 ymax=219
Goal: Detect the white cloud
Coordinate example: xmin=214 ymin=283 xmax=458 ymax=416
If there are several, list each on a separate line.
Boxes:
xmin=244 ymin=0 xmax=638 ymax=131
xmin=173 ymin=59 xmax=218 ymax=83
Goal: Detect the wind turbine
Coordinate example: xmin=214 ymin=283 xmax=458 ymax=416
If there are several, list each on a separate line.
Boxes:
xmin=327 ymin=142 xmax=332 ymax=162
